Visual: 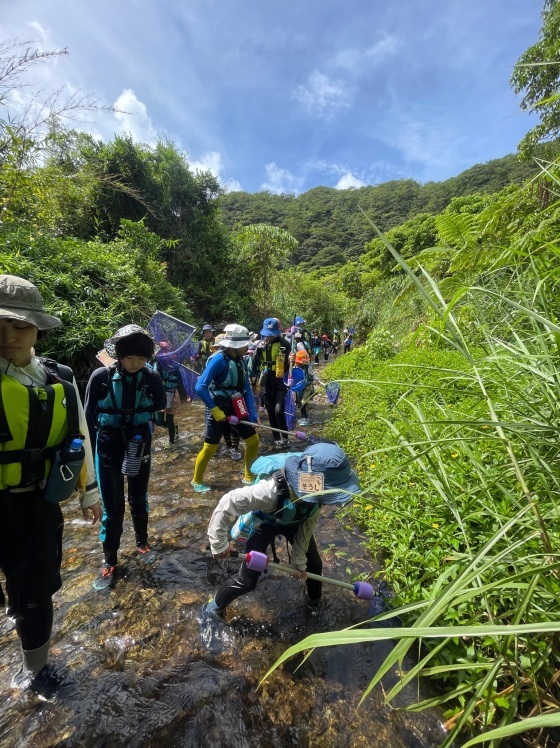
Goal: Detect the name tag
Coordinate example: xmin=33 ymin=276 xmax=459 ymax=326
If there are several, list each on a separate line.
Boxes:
xmin=298 ymin=472 xmax=324 ymax=494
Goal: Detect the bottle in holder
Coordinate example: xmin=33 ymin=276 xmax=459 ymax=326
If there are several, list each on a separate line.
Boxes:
xmin=44 ymin=437 xmax=85 ymax=503
xmin=275 ymin=355 xmax=284 ymax=378
xmin=122 ymin=434 xmax=145 ymax=477
xmin=258 ymin=366 xmax=268 ymax=387
xmin=230 ymin=512 xmax=264 ymax=547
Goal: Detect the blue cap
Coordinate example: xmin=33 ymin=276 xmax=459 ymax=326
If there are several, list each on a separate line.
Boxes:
xmin=295 ymin=316 xmax=305 ymax=325
xmin=260 ymin=318 xmax=282 ymax=337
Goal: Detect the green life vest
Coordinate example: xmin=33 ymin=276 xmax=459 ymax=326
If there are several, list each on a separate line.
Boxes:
xmin=259 ymin=470 xmax=319 ymax=527
xmin=0 ymin=364 xmax=79 ymax=490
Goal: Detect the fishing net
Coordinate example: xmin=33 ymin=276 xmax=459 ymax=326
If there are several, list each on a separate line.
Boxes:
xmin=325 ymin=381 xmax=341 ymax=405
xmin=147 ymin=311 xmax=200 ymax=398
xmin=285 ymin=388 xmax=297 ymax=430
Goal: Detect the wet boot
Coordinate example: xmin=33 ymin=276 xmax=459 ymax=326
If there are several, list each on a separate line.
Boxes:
xmin=12 ymin=641 xmax=49 ymax=691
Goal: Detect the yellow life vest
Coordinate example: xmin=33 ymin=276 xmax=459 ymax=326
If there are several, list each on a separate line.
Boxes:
xmin=0 ymin=373 xmax=72 ymax=490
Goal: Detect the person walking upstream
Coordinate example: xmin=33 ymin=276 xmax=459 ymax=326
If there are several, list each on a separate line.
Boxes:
xmin=85 ymin=325 xmax=166 ymax=590
xmin=0 ymin=275 xmax=101 ymax=694
xmin=252 ymin=318 xmax=291 ymax=448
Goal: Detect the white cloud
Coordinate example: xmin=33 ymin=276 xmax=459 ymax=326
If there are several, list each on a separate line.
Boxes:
xmin=261 ymin=162 xmax=302 ymax=195
xmin=188 ymin=150 xmax=223 ymax=175
xmin=364 ymin=35 xmax=399 ymax=65
xmin=292 ymin=70 xmax=350 ymax=117
xmin=113 ymin=88 xmax=158 ymax=145
xmin=27 ymin=21 xmax=50 ymax=44
xmin=333 ymin=35 xmax=399 ymax=71
xmin=335 ymin=172 xmax=365 ymax=189
xmin=386 ymin=115 xmax=467 ymax=168
xmin=188 ymin=150 xmax=242 ymax=192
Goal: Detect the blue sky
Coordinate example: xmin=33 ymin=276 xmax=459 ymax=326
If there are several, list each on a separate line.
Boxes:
xmin=3 ymin=0 xmax=542 ymax=194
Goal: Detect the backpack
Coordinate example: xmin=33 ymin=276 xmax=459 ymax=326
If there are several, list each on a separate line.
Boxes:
xmin=231 ymin=451 xmax=319 ymax=546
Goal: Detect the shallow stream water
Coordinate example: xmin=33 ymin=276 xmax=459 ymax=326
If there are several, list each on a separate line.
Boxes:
xmin=0 ymin=381 xmax=446 ymax=747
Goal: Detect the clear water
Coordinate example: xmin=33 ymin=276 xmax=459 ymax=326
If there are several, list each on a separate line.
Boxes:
xmin=0 ymin=395 xmax=446 ymax=747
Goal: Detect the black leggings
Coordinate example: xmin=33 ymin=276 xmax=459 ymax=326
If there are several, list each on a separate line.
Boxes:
xmin=264 ymin=387 xmax=288 ymax=441
xmin=165 ymin=413 xmax=176 ymax=443
xmin=96 ymin=427 xmax=152 ymax=564
xmin=214 ymin=524 xmax=322 ymax=610
xmin=0 ymin=492 xmax=63 ymax=651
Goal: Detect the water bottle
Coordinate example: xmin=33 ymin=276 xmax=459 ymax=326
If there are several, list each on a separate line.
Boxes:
xmin=44 ymin=437 xmax=86 ymax=503
xmin=230 ymin=512 xmax=264 ymax=547
xmin=231 ymin=392 xmax=249 ymax=420
xmin=258 ymin=366 xmax=268 ymax=387
xmin=122 ymin=434 xmax=145 ymax=477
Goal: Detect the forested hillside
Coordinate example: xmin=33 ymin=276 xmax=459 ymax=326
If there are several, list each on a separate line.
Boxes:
xmin=219 ymin=153 xmax=542 ymax=268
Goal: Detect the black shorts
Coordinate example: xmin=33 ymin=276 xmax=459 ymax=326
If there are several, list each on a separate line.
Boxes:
xmin=205 ymin=396 xmax=256 ymax=444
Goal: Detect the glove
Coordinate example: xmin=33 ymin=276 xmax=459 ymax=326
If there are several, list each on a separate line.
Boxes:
xmin=211 ymin=406 xmax=227 ymax=421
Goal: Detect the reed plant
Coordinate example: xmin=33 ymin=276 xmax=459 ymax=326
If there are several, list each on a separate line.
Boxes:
xmin=263 ymin=172 xmax=560 ymax=746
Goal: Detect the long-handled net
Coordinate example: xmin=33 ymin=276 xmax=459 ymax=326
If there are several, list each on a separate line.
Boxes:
xmin=147 ymin=311 xmax=200 ymax=399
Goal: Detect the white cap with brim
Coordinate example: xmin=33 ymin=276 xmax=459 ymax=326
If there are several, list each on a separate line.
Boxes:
xmin=0 ymin=275 xmax=61 ymax=330
xmin=284 ymin=443 xmax=361 ymax=505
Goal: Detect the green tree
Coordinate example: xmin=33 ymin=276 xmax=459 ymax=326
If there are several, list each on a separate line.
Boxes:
xmin=232 ymin=223 xmax=298 ymax=313
xmin=511 ymin=0 xmax=560 ymax=157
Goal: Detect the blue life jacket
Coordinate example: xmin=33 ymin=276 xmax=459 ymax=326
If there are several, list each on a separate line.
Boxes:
xmin=96 ymin=365 xmax=155 ymax=428
xmin=209 ymin=353 xmax=247 ymax=399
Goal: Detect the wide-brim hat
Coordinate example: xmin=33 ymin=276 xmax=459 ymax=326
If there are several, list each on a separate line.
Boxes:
xmin=0 ymin=275 xmax=61 ymax=330
xmin=218 ymin=324 xmax=251 ymax=350
xmin=104 ymin=324 xmax=159 ymax=360
xmin=284 ymin=443 xmax=360 ymax=505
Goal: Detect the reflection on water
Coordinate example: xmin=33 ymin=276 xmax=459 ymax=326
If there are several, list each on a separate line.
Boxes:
xmin=0 ymin=395 xmax=446 ymax=748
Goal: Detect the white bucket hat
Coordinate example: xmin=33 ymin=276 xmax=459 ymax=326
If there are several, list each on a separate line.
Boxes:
xmin=218 ymin=324 xmax=251 ymax=349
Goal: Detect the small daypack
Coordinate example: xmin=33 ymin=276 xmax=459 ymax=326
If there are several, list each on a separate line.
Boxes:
xmin=230 ymin=452 xmax=318 ymax=547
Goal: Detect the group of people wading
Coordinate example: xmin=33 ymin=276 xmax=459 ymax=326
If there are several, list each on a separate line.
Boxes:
xmin=0 ymin=275 xmax=360 ymax=697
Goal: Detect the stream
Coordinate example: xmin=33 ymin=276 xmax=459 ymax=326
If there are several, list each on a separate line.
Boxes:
xmin=0 ymin=379 xmax=447 ymax=747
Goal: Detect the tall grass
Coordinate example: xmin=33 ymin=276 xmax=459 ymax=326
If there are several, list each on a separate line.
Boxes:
xmin=263 ymin=178 xmax=560 ymax=745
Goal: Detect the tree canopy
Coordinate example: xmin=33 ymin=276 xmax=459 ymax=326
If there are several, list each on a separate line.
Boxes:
xmin=511 ymin=0 xmax=560 ymax=158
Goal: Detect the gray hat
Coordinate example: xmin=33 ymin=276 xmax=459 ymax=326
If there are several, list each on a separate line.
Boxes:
xmin=284 ymin=443 xmax=361 ymax=505
xmin=0 ymin=275 xmax=61 ymax=330
xmin=218 ymin=324 xmax=251 ymax=350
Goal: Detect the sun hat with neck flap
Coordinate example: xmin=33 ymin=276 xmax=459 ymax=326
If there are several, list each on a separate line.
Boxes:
xmin=0 ymin=275 xmax=61 ymax=330
xmin=284 ymin=443 xmax=361 ymax=505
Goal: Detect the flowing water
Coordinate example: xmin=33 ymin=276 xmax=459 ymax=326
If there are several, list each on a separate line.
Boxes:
xmin=0 ymin=385 xmax=447 ymax=748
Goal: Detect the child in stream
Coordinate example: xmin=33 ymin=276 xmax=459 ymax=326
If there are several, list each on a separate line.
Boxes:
xmin=191 ymin=324 xmax=260 ymax=492
xmin=203 ymin=442 xmax=361 ymax=619
xmin=85 ymin=325 xmax=166 ymax=590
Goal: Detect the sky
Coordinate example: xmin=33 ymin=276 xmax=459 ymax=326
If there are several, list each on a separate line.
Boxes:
xmin=2 ymin=0 xmax=543 ymax=195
